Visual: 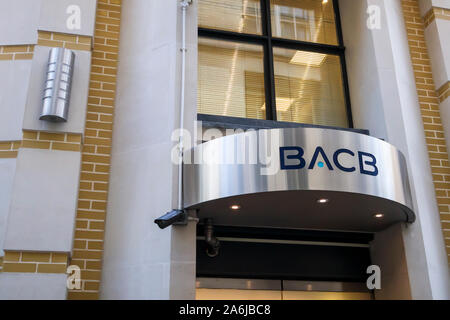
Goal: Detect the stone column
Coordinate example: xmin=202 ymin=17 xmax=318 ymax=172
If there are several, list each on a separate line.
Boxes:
xmin=101 ymin=0 xmax=198 ymax=299
xmin=339 ymin=0 xmax=450 ymax=299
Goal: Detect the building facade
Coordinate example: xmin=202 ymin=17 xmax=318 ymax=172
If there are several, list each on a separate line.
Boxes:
xmin=0 ymin=0 xmax=449 ymax=300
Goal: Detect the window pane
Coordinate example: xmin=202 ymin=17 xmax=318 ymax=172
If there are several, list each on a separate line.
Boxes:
xmin=198 ymin=38 xmax=266 ymax=120
xmin=272 ymin=47 xmax=348 ymax=127
xmin=198 ymin=0 xmax=262 ymax=34
xmin=271 ymin=0 xmax=338 ymax=45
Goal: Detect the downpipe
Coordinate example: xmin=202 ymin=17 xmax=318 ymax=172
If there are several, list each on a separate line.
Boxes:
xmin=154 ymin=0 xmax=192 ymax=229
xmin=204 ymin=219 xmax=220 ymax=257
xmin=177 ymin=0 xmax=191 ymax=212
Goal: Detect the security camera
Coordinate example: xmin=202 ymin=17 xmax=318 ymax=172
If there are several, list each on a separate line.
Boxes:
xmin=154 ymin=210 xmax=186 ymax=229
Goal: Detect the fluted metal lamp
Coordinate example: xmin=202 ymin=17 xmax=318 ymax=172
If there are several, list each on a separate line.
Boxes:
xmin=40 ymin=47 xmax=75 ymax=122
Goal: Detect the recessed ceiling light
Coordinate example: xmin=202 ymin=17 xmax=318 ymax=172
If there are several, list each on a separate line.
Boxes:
xmin=317 ymin=198 xmax=330 ymax=204
xmin=290 ymin=50 xmax=327 ymax=67
xmin=374 ymin=213 xmax=384 ymax=219
xmin=262 ymin=97 xmax=294 ymax=112
xmin=230 ymin=205 xmax=241 ymax=210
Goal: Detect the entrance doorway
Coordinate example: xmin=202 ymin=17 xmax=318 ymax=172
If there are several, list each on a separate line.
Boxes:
xmin=196 ymin=278 xmax=372 ymax=300
xmin=196 ymin=225 xmax=374 ymax=300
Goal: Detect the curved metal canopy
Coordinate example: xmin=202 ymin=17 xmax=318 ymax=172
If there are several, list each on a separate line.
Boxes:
xmin=184 ymin=127 xmax=415 ymax=232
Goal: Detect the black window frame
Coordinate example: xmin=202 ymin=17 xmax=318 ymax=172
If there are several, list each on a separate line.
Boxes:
xmin=198 ymin=0 xmax=354 ymax=128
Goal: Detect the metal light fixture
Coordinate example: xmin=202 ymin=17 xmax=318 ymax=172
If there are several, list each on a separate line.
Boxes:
xmin=40 ymin=47 xmax=75 ymax=122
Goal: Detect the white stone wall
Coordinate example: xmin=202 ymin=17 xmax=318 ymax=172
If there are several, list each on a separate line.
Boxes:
xmin=0 ymin=159 xmax=16 ymax=257
xmin=340 ymin=0 xmax=450 ymax=299
xmin=3 ymin=149 xmax=81 ymax=252
xmin=100 ymin=0 xmax=450 ymax=300
xmin=101 ymin=0 xmax=198 ymax=299
xmin=419 ymin=0 xmax=450 ymax=16
xmin=0 ymin=273 xmax=68 ymax=300
xmin=0 ymin=0 xmax=40 ymax=45
xmin=0 ymin=0 xmax=97 ymax=300
xmin=0 ymin=60 xmax=33 ymax=141
xmin=39 ymin=0 xmax=96 ymax=37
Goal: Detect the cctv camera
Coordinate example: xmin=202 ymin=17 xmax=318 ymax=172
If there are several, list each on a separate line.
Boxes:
xmin=154 ymin=210 xmax=186 ymax=229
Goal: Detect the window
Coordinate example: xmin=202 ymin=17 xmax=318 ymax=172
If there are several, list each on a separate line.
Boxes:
xmin=198 ymin=0 xmax=352 ymax=128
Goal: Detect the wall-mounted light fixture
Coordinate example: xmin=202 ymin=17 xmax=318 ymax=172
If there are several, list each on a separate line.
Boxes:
xmin=40 ymin=47 xmax=75 ymax=122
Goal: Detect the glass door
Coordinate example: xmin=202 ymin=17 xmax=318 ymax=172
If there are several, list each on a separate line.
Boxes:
xmin=196 ymin=278 xmax=373 ymax=300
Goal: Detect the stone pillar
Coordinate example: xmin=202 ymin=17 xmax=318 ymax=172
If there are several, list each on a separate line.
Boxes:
xmin=100 ymin=0 xmax=198 ymax=299
xmin=418 ymin=0 xmax=450 ymax=251
xmin=339 ymin=0 xmax=450 ymax=299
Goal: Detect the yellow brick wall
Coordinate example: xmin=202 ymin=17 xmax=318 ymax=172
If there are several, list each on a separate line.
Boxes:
xmin=402 ymin=0 xmax=450 ymax=263
xmin=22 ymin=131 xmax=82 ymax=152
xmin=0 ymin=131 xmax=82 ymax=158
xmin=0 ymin=30 xmax=93 ymax=61
xmin=0 ymin=141 xmax=21 ymax=158
xmin=424 ymin=6 xmax=450 ymax=27
xmin=0 ymin=45 xmax=34 ymax=60
xmin=2 ymin=251 xmax=69 ymax=274
xmin=68 ymin=0 xmax=122 ymax=300
xmin=438 ymin=82 xmax=450 ymax=103
xmin=37 ymin=31 xmax=92 ymax=52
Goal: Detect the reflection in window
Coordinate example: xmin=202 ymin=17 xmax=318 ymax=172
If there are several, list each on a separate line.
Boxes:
xmin=198 ymin=38 xmax=266 ymax=119
xmin=197 ymin=0 xmax=351 ymax=128
xmin=271 ymin=0 xmax=338 ymax=45
xmin=198 ymin=0 xmax=262 ymax=34
xmin=272 ymin=47 xmax=348 ymax=127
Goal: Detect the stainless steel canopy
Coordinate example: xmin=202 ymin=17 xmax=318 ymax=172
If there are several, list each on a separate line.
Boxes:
xmin=184 ymin=127 xmax=414 ymax=232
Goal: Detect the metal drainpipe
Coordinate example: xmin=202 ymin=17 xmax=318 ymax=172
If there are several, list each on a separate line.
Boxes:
xmin=177 ymin=0 xmax=192 ymax=211
xmin=205 ymin=218 xmax=220 ymax=257
xmin=153 ymin=0 xmax=193 ymax=229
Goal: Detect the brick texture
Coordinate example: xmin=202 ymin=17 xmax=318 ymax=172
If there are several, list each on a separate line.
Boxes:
xmin=2 ymin=251 xmax=69 ymax=274
xmin=0 ymin=45 xmax=34 ymax=60
xmin=402 ymin=0 xmax=450 ymax=263
xmin=22 ymin=131 xmax=82 ymax=152
xmin=0 ymin=31 xmax=92 ymax=61
xmin=0 ymin=141 xmax=21 ymax=158
xmin=438 ymin=82 xmax=450 ymax=103
xmin=37 ymin=31 xmax=92 ymax=51
xmin=68 ymin=0 xmax=122 ymax=300
xmin=0 ymin=131 xmax=82 ymax=158
xmin=424 ymin=7 xmax=450 ymax=27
